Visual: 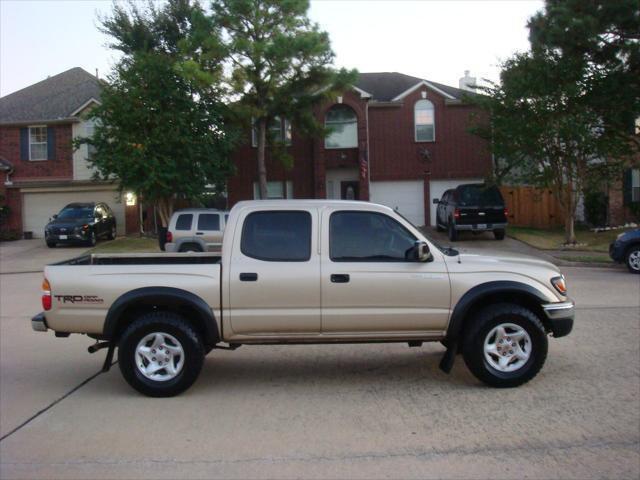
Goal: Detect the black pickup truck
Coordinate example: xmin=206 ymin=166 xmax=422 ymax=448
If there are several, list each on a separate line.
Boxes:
xmin=434 ymin=184 xmax=508 ymax=241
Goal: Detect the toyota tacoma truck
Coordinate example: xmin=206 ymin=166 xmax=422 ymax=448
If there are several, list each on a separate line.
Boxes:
xmin=32 ymin=200 xmax=574 ymax=397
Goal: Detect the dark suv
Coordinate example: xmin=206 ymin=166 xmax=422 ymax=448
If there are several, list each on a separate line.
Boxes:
xmin=44 ymin=202 xmax=116 ymax=248
xmin=434 ymin=184 xmax=508 ymax=241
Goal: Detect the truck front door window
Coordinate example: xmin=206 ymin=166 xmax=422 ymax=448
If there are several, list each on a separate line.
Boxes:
xmin=330 ymin=211 xmax=416 ymax=262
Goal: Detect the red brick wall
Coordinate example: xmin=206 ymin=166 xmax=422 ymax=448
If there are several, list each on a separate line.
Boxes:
xmin=225 ymin=87 xmax=490 ymax=206
xmin=0 ymin=125 xmax=74 ymax=182
xmin=368 ymin=87 xmax=491 ymax=181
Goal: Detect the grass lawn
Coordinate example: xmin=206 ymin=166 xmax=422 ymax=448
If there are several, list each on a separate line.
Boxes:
xmin=507 ymin=226 xmax=633 ymax=252
xmin=87 ymin=236 xmax=160 ymax=254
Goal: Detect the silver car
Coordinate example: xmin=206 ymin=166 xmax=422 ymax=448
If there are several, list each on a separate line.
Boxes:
xmin=165 ymin=209 xmax=228 ymax=252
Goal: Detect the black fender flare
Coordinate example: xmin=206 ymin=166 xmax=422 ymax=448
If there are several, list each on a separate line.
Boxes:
xmin=103 ymin=287 xmax=219 ymax=346
xmin=445 ymin=280 xmax=549 ymax=342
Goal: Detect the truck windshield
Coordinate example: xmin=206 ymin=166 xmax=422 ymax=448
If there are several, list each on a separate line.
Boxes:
xmin=58 ymin=207 xmax=94 ymax=220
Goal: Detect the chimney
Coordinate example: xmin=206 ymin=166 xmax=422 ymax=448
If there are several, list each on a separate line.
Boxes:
xmin=95 ymin=68 xmax=99 ymax=79
xmin=459 ymin=70 xmax=477 ymax=92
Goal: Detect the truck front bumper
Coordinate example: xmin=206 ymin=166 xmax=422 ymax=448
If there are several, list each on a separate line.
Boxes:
xmin=542 ymin=300 xmax=574 ymax=337
xmin=31 ymin=312 xmax=48 ymax=332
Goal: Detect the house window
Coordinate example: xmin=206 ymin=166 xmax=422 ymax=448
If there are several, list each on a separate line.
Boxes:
xmin=253 ymin=180 xmax=294 ymax=199
xmin=633 ymin=169 xmax=640 ymax=202
xmin=325 ymin=105 xmax=357 ymax=149
xmin=29 ymin=126 xmax=48 ymax=161
xmin=414 ymin=100 xmax=435 ymax=142
xmin=251 ymin=117 xmax=291 ymax=147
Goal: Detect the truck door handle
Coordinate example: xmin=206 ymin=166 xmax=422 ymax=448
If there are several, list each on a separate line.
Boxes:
xmin=239 ymin=273 xmax=258 ymax=282
xmin=196 ymin=232 xmax=204 ymax=235
xmin=331 ymin=274 xmax=350 ymax=283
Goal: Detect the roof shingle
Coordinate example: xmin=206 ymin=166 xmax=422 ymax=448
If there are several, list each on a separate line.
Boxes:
xmin=0 ymin=68 xmax=102 ymax=125
xmin=355 ymin=72 xmax=471 ymax=102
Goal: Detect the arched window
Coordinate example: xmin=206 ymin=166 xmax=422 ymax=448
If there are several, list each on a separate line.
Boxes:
xmin=414 ymin=100 xmax=435 ymax=142
xmin=325 ymin=105 xmax=358 ymax=149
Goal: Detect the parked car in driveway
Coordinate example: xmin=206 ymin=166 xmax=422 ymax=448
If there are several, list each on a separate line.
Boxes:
xmin=609 ymin=228 xmax=640 ymax=273
xmin=164 ymin=209 xmax=228 ymax=252
xmin=434 ymin=184 xmax=508 ymax=241
xmin=33 ymin=200 xmax=573 ymax=397
xmin=44 ymin=202 xmax=116 ymax=248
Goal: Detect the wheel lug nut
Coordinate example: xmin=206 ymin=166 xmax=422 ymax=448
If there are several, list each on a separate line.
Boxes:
xmin=509 ymin=350 xmax=513 ymax=354
xmin=152 ymin=349 xmax=156 ymax=354
xmin=165 ymin=357 xmax=169 ymax=362
xmin=152 ymin=357 xmax=156 ymax=361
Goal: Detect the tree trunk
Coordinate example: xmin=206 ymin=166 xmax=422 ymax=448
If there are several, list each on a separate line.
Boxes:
xmin=156 ymin=197 xmax=174 ymax=228
xmin=257 ymin=118 xmax=268 ymax=199
xmin=563 ymin=181 xmax=577 ymax=245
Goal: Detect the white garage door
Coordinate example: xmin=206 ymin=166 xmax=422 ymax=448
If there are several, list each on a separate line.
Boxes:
xmin=370 ymin=180 xmax=425 ymax=226
xmin=429 ymin=178 xmax=483 ymax=226
xmin=22 ymin=189 xmax=126 ymax=238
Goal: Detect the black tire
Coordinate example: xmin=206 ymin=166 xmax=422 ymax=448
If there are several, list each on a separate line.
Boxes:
xmin=448 ymin=221 xmax=458 ymax=242
xmin=118 ymin=311 xmax=205 ymax=397
xmin=179 ymin=243 xmax=203 ymax=253
xmin=626 ymin=245 xmax=640 ymax=274
xmin=46 ymin=241 xmax=56 ymax=248
xmin=107 ymin=225 xmax=116 ymax=240
xmin=462 ymin=303 xmax=548 ymax=388
xmin=494 ymin=229 xmax=506 ymax=240
xmin=87 ymin=231 xmax=97 ymax=247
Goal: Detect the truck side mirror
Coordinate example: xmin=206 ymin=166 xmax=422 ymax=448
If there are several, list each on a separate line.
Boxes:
xmin=432 ymin=198 xmax=440 ymax=204
xmin=407 ymin=241 xmax=432 ymax=262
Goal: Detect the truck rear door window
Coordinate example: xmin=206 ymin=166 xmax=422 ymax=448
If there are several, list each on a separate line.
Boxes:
xmin=198 ymin=213 xmax=220 ymax=231
xmin=330 ymin=211 xmax=416 ymax=262
xmin=241 ymin=211 xmax=311 ymax=261
xmin=175 ymin=214 xmax=193 ymax=231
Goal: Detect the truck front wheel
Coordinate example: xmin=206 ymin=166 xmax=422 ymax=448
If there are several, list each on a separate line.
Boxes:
xmin=462 ymin=303 xmax=548 ymax=388
xmin=118 ymin=311 xmax=205 ymax=397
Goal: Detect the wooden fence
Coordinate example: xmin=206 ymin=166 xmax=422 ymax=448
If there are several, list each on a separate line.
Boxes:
xmin=499 ymin=186 xmax=565 ymax=228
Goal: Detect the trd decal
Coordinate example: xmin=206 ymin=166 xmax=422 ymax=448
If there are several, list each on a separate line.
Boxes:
xmin=54 ymin=295 xmax=104 ymax=304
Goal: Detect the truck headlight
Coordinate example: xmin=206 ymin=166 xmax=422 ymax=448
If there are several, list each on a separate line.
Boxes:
xmin=551 ymin=275 xmax=567 ymax=295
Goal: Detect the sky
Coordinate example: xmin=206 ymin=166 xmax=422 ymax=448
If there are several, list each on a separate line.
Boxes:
xmin=0 ymin=0 xmax=544 ymax=97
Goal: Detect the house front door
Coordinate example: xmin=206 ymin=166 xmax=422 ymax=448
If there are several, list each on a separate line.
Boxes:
xmin=341 ymin=181 xmax=359 ymax=200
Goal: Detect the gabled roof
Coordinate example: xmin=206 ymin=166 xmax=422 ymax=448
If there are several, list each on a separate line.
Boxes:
xmin=355 ymin=72 xmax=472 ymax=102
xmin=0 ymin=68 xmax=102 ymax=125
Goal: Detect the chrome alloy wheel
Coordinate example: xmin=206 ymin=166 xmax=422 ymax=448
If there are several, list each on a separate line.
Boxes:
xmin=135 ymin=332 xmax=185 ymax=381
xmin=628 ymin=250 xmax=640 ymax=271
xmin=483 ymin=323 xmax=532 ymax=373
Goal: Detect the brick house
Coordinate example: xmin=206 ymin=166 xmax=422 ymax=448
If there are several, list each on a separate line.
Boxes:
xmin=228 ymin=72 xmax=493 ymax=226
xmin=0 ymin=68 xmax=142 ymax=238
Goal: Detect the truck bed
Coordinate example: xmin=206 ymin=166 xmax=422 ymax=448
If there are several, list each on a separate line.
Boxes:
xmin=44 ymin=253 xmax=222 ymax=335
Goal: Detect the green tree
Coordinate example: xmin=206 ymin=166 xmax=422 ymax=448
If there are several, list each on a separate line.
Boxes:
xmin=209 ymin=0 xmax=357 ymax=198
xmin=78 ymin=0 xmax=236 ymax=227
xmin=471 ymin=0 xmax=639 ymax=243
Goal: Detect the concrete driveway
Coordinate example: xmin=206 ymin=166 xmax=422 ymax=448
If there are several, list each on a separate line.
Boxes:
xmin=0 ymin=240 xmax=638 ymax=479
xmin=0 ymin=239 xmax=87 ymax=274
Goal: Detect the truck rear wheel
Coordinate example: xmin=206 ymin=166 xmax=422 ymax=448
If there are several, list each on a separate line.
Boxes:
xmin=118 ymin=311 xmax=205 ymax=397
xmin=462 ymin=303 xmax=547 ymax=388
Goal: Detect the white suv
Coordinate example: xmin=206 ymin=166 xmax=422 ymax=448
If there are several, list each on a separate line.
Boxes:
xmin=164 ymin=209 xmax=228 ymax=252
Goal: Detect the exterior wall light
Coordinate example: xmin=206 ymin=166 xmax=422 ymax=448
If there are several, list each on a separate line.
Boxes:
xmin=125 ymin=192 xmax=137 ymax=206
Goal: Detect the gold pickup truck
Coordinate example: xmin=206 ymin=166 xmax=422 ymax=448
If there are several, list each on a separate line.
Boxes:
xmin=32 ymin=200 xmax=574 ymax=397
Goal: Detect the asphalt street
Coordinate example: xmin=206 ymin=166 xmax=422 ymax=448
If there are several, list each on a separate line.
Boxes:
xmin=0 ymin=240 xmax=638 ymax=479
